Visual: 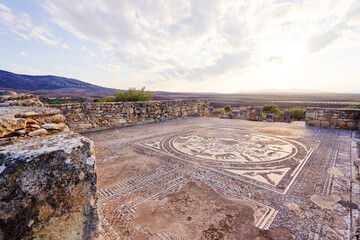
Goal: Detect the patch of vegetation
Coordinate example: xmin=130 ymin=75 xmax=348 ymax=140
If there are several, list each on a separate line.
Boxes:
xmin=213 ymin=108 xmax=225 ymax=113
xmin=262 ymin=104 xmax=278 ymax=114
xmin=276 ymin=109 xmax=284 ymax=117
xmin=344 ymin=105 xmax=360 ymax=109
xmin=224 ymin=105 xmax=231 ymax=112
xmin=290 ymin=107 xmax=306 ymax=121
xmin=94 ymin=87 xmax=153 ymax=102
xmin=40 ymin=97 xmax=86 ymax=104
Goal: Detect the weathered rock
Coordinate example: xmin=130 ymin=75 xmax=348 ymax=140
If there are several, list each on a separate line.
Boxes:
xmin=0 ymin=94 xmax=43 ymax=107
xmin=0 ymin=132 xmax=99 ymax=240
xmin=0 ymin=117 xmax=26 ymax=138
xmin=284 ymin=110 xmax=291 ymax=123
xmin=41 ymin=123 xmax=65 ymax=130
xmin=28 ymin=129 xmax=48 ymax=136
xmin=15 ymin=129 xmax=26 ymax=136
xmin=266 ymin=114 xmax=275 ymax=122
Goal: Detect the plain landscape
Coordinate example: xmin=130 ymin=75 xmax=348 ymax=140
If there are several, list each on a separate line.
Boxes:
xmin=1 ymin=69 xmax=360 ymax=109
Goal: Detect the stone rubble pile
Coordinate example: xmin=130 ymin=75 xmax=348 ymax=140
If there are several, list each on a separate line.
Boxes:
xmin=0 ymin=91 xmax=44 ymax=107
xmin=0 ymin=107 xmax=69 ymax=145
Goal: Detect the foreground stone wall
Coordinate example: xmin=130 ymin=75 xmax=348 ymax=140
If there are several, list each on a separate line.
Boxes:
xmin=305 ymin=107 xmax=360 ymax=130
xmin=0 ymin=107 xmax=68 ymax=145
xmin=0 ymin=132 xmax=99 ymax=240
xmin=228 ymin=107 xmax=263 ymax=121
xmin=0 ymin=92 xmax=43 ymax=107
xmin=49 ymin=99 xmax=210 ymax=131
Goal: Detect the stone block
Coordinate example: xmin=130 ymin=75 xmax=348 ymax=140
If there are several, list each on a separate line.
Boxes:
xmin=0 ymin=118 xmax=26 ymax=138
xmin=28 ymin=128 xmax=48 ymax=137
xmin=0 ymin=132 xmax=99 ymax=240
xmin=321 ymin=121 xmax=330 ymax=127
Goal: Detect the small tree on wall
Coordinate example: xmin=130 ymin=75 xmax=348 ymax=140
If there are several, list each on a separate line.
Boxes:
xmin=114 ymin=87 xmax=153 ymax=102
xmin=224 ymin=105 xmax=231 ymax=112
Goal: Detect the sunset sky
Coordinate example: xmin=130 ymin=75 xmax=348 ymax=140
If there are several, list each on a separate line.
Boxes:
xmin=0 ymin=0 xmax=359 ymax=93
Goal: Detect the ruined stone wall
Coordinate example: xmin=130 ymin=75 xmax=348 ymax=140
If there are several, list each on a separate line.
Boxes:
xmin=0 ymin=92 xmax=99 ymax=239
xmin=228 ymin=107 xmax=263 ymax=121
xmin=305 ymin=107 xmax=360 ymax=130
xmin=49 ymin=99 xmax=211 ymax=131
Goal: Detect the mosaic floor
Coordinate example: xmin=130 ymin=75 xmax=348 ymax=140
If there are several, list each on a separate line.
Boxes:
xmin=83 ymin=118 xmax=360 ymax=240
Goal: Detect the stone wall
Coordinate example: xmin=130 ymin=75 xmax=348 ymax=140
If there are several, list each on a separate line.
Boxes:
xmin=0 ymin=132 xmax=99 ymax=240
xmin=0 ymin=92 xmax=43 ymax=107
xmin=305 ymin=107 xmax=360 ymax=130
xmin=49 ymin=99 xmax=210 ymax=131
xmin=228 ymin=107 xmax=263 ymax=121
xmin=0 ymin=107 xmax=68 ymax=145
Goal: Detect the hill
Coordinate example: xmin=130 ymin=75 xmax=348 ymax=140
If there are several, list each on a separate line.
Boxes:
xmin=0 ymin=70 xmax=119 ymax=98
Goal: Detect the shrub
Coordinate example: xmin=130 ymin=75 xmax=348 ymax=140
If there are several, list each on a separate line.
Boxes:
xmin=276 ymin=109 xmax=284 ymax=117
xmin=224 ymin=105 xmax=231 ymax=112
xmin=213 ymin=108 xmax=225 ymax=113
xmin=290 ymin=107 xmax=306 ymax=121
xmin=114 ymin=87 xmax=153 ymax=102
xmin=344 ymin=105 xmax=360 ymax=109
xmin=262 ymin=104 xmax=278 ymax=114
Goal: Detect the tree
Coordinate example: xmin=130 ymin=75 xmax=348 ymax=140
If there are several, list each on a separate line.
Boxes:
xmin=224 ymin=105 xmax=231 ymax=112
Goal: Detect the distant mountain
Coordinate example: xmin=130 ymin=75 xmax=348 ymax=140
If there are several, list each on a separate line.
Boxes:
xmin=0 ymin=70 xmax=119 ymax=98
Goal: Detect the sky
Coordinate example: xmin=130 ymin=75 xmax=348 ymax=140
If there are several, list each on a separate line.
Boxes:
xmin=0 ymin=0 xmax=360 ymax=93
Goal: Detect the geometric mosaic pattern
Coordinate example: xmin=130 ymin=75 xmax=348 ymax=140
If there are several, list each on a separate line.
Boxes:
xmin=92 ymin=123 xmax=360 ymax=239
xmin=142 ymin=127 xmax=314 ymax=194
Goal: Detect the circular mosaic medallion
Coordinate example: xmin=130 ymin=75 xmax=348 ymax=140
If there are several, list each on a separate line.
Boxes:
xmin=165 ymin=128 xmax=297 ymax=164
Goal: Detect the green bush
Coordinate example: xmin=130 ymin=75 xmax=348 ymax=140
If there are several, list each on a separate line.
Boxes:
xmin=290 ymin=107 xmax=306 ymax=121
xmin=344 ymin=105 xmax=360 ymax=109
xmin=114 ymin=87 xmax=153 ymax=102
xmin=276 ymin=109 xmax=284 ymax=117
xmin=93 ymin=87 xmax=153 ymax=102
xmin=224 ymin=105 xmax=231 ymax=112
xmin=262 ymin=104 xmax=278 ymax=114
xmin=41 ymin=97 xmax=85 ymax=104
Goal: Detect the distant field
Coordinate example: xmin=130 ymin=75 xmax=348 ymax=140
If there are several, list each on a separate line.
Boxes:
xmin=154 ymin=92 xmax=360 ymax=109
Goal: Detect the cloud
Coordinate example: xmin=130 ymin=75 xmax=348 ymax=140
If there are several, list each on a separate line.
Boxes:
xmin=5 ymin=64 xmax=44 ymax=75
xmin=41 ymin=0 xmax=360 ymax=84
xmin=266 ymin=56 xmax=284 ymax=64
xmin=97 ymin=64 xmax=122 ymax=73
xmin=306 ymin=30 xmax=340 ymax=53
xmin=61 ymin=43 xmax=70 ymax=49
xmin=0 ymin=3 xmax=69 ymax=48
xmin=20 ymin=51 xmax=29 ymax=56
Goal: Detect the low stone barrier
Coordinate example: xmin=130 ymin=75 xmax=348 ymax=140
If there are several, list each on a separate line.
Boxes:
xmin=49 ymin=99 xmax=210 ymax=131
xmin=0 ymin=132 xmax=99 ymax=239
xmin=228 ymin=107 xmax=262 ymax=121
xmin=305 ymin=107 xmax=360 ymax=130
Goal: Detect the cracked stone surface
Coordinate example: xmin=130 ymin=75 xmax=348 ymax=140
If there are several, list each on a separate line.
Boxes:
xmin=83 ymin=117 xmax=360 ymax=240
xmin=0 ymin=132 xmax=99 ymax=240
